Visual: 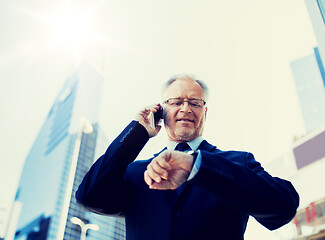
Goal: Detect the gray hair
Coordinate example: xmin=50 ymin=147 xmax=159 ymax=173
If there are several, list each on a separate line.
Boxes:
xmin=163 ymin=74 xmax=209 ymax=100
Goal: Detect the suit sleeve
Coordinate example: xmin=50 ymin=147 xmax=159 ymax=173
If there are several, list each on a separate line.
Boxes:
xmin=75 ymin=121 xmax=149 ymax=216
xmin=193 ymin=150 xmax=299 ymax=230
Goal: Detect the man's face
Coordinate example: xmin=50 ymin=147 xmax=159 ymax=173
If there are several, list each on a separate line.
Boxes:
xmin=163 ymin=78 xmax=207 ymax=143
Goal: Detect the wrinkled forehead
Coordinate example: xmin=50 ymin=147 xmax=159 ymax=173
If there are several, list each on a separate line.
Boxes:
xmin=163 ymin=78 xmax=205 ymax=100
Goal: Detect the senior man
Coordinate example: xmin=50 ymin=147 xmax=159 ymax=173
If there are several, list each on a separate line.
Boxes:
xmin=76 ymin=75 xmax=299 ymax=240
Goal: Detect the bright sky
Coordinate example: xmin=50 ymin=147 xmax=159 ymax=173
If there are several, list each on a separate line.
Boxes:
xmin=0 ymin=0 xmax=317 ymax=238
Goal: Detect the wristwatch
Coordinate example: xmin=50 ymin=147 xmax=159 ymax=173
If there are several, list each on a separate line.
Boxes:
xmin=187 ymin=150 xmax=199 ymax=160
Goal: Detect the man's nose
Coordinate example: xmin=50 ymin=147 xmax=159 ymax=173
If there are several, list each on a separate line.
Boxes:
xmin=180 ymin=101 xmax=192 ymax=112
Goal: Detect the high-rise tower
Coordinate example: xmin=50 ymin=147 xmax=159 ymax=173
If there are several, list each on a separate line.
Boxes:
xmin=290 ymin=47 xmax=325 ymax=133
xmin=14 ymin=63 xmax=125 ymax=239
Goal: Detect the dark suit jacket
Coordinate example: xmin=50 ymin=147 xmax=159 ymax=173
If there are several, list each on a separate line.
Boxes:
xmin=76 ymin=121 xmax=299 ymax=240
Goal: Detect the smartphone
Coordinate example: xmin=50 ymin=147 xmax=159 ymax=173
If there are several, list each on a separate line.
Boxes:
xmin=150 ymin=107 xmax=163 ymax=129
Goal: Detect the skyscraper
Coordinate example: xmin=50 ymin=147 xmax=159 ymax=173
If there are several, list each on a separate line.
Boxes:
xmin=290 ymin=0 xmax=325 ymax=133
xmin=290 ymin=47 xmax=325 ymax=133
xmin=14 ymin=63 xmax=125 ymax=239
xmin=305 ymin=0 xmax=325 ymax=61
xmin=81 ymin=126 xmax=126 ymax=240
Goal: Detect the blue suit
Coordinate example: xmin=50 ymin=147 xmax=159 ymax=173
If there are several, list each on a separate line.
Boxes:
xmin=76 ymin=121 xmax=299 ymax=240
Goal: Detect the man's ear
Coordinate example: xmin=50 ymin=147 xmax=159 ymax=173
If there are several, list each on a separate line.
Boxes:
xmin=204 ymin=107 xmax=208 ymax=119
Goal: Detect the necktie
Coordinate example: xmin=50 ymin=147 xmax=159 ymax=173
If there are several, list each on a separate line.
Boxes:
xmin=175 ymin=142 xmax=191 ymax=152
xmin=174 ymin=142 xmax=191 ymax=194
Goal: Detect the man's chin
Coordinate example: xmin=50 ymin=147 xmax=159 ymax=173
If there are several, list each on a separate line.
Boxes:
xmin=174 ymin=129 xmax=196 ymax=142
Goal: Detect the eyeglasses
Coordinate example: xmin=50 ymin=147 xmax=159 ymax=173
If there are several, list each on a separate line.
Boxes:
xmin=163 ymin=98 xmax=206 ymax=108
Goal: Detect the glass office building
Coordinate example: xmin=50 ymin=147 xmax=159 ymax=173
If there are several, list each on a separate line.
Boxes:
xmin=14 ymin=63 xmax=125 ymax=239
xmin=290 ymin=47 xmax=325 ymax=133
xmin=278 ymin=2 xmax=325 ymax=239
xmin=317 ymin=0 xmax=325 ymax=23
xmin=305 ymin=0 xmax=325 ymax=62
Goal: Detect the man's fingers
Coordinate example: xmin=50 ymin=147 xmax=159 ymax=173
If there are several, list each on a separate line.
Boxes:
xmin=155 ymin=125 xmax=162 ymax=133
xmin=150 ymin=159 xmax=169 ymax=179
xmin=134 ymin=104 xmax=162 ymax=138
xmin=144 ymin=170 xmax=152 ymax=186
xmin=152 ymin=103 xmax=162 ymax=112
xmin=149 ymin=181 xmax=176 ymax=190
xmin=144 ymin=169 xmax=169 ymax=189
xmin=155 ymin=155 xmax=171 ymax=170
xmin=147 ymin=163 xmax=163 ymax=183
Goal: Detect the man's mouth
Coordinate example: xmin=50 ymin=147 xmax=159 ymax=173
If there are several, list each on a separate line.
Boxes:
xmin=176 ymin=118 xmax=194 ymax=123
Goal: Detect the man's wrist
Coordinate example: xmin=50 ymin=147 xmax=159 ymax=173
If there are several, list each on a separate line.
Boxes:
xmin=187 ymin=150 xmax=199 ymax=160
xmin=132 ymin=120 xmax=150 ymax=139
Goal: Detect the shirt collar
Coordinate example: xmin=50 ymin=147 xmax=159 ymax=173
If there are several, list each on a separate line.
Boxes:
xmin=167 ymin=136 xmax=204 ymax=151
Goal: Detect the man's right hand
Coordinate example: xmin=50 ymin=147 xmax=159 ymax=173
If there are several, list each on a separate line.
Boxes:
xmin=134 ymin=104 xmax=162 ymax=138
xmin=144 ymin=150 xmax=194 ymax=190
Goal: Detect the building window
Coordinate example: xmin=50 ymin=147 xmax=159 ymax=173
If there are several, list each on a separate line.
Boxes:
xmin=317 ymin=0 xmax=325 ymax=24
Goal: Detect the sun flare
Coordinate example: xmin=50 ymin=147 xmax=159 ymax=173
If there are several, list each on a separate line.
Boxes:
xmin=50 ymin=6 xmax=93 ymax=50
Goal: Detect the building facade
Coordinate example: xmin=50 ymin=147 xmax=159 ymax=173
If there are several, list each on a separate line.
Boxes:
xmin=0 ymin=201 xmax=22 ymax=240
xmin=290 ymin=129 xmax=325 ymax=240
xmin=291 ymin=0 xmax=325 ymax=133
xmin=305 ymin=0 xmax=325 ymax=62
xmin=14 ymin=63 xmax=125 ymax=239
xmin=290 ymin=47 xmax=325 ymax=133
xmin=265 ymin=128 xmax=325 ymax=239
xmin=268 ymin=2 xmax=325 ymax=239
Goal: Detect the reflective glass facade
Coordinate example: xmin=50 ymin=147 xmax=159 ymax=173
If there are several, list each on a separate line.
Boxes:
xmin=317 ymin=0 xmax=325 ymax=23
xmin=15 ymin=63 xmax=125 ymax=239
xmin=290 ymin=47 xmax=325 ymax=132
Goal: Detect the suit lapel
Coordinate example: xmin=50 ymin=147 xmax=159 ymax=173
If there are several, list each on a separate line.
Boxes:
xmin=197 ymin=140 xmax=216 ymax=152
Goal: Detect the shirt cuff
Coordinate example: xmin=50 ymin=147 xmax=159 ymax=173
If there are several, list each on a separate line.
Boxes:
xmin=187 ymin=150 xmax=202 ymax=181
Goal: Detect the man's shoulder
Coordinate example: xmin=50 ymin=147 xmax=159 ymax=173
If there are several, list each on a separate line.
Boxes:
xmin=201 ymin=140 xmax=249 ymax=154
xmin=201 ymin=140 xmax=252 ymax=163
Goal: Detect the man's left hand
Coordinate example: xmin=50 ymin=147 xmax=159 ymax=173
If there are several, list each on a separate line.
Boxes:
xmin=144 ymin=150 xmax=194 ymax=190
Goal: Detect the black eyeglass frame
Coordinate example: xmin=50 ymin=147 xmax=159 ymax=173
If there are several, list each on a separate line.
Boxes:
xmin=163 ymin=98 xmax=206 ymax=108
